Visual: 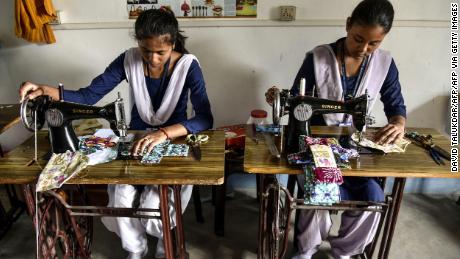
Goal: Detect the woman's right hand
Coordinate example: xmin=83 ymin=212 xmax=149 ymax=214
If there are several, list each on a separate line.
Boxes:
xmin=19 ymin=82 xmax=58 ymax=102
xmin=265 ymin=86 xmax=279 ymax=106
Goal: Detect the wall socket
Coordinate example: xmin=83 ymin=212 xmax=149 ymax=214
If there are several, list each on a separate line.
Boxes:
xmin=279 ymin=6 xmax=296 ymax=21
xmin=49 ymin=10 xmax=62 ymax=25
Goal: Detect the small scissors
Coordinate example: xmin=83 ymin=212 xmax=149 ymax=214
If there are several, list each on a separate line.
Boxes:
xmin=186 ymin=134 xmax=209 ymax=160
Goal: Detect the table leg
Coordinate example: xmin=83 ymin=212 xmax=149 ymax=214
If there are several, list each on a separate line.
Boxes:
xmin=214 ymin=180 xmax=226 ymax=236
xmin=0 ymin=145 xmax=26 ymax=240
xmin=258 ymin=175 xmax=282 ymax=259
xmin=173 ymin=185 xmax=187 ymax=259
xmin=160 ymin=185 xmax=174 ymax=259
xmin=378 ymin=178 xmax=406 ymax=259
xmin=270 ymin=182 xmax=280 ymax=259
xmin=257 ymin=174 xmax=267 ymax=259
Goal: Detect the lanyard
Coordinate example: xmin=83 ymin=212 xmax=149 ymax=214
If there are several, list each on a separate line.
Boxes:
xmin=339 ymin=40 xmax=368 ymax=124
xmin=145 ymin=58 xmax=171 ymax=100
xmin=340 ymin=40 xmax=368 ymax=101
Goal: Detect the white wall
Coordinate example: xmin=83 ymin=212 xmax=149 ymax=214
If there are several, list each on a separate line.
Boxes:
xmin=0 ymin=0 xmax=457 ymax=193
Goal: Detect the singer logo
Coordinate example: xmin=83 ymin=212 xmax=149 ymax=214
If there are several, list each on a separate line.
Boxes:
xmin=72 ymin=109 xmax=95 ymax=114
xmin=321 ymin=105 xmax=341 ymax=109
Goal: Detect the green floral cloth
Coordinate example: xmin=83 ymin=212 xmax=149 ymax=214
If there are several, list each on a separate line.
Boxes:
xmin=36 ymin=151 xmax=88 ymax=192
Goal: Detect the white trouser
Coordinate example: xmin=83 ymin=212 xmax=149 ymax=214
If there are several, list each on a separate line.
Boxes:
xmin=101 ymin=184 xmax=193 ymax=253
xmin=295 ymin=175 xmax=381 ymax=257
xmin=296 ymin=209 xmax=381 ymax=257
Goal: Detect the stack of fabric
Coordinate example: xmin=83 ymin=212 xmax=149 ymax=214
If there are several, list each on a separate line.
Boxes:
xmin=14 ymin=0 xmax=57 ymax=44
xmin=288 ymin=136 xmax=359 ymax=205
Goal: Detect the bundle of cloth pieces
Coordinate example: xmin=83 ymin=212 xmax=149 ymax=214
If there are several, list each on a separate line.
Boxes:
xmin=288 ymin=136 xmax=359 ymax=205
xmin=36 ymin=128 xmax=191 ymax=191
xmin=36 ymin=129 xmax=119 ymax=192
xmin=14 ymin=0 xmax=57 ymax=44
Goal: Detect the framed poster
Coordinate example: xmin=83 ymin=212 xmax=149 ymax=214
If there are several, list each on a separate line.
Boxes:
xmin=127 ymin=0 xmax=256 ymax=18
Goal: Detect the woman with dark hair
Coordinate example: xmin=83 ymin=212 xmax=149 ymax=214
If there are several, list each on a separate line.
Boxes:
xmin=19 ymin=8 xmax=213 ymax=259
xmin=267 ymin=1 xmax=405 ymax=258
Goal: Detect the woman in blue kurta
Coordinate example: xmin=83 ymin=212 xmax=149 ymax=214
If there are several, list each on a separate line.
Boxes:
xmin=20 ymin=9 xmax=213 ymax=259
xmin=267 ymin=1 xmax=405 ymax=259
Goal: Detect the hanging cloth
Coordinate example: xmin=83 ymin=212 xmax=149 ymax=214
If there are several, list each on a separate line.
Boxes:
xmin=14 ymin=0 xmax=57 ymax=44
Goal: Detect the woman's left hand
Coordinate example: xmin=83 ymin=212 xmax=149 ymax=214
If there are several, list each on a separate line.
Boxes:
xmin=374 ymin=116 xmax=406 ymax=145
xmin=132 ymin=131 xmax=167 ymax=156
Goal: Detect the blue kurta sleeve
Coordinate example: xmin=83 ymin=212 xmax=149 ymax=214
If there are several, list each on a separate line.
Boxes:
xmin=179 ymin=60 xmax=213 ymax=133
xmin=63 ymin=53 xmax=126 ymax=105
xmin=379 ymin=59 xmax=407 ymax=119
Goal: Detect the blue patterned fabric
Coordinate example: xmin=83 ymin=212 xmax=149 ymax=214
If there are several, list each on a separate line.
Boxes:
xmin=303 ymin=166 xmax=341 ymax=205
xmin=141 ymin=141 xmax=189 ymax=164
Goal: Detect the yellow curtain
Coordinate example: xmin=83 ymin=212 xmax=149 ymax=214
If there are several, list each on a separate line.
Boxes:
xmin=14 ymin=0 xmax=57 ymax=44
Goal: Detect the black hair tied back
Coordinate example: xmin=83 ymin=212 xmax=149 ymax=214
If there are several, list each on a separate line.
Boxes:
xmin=135 ymin=8 xmax=188 ymax=53
xmin=350 ymin=0 xmax=395 ymax=33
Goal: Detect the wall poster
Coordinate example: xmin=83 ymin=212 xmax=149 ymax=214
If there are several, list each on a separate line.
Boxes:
xmin=127 ymin=0 xmax=257 ymax=19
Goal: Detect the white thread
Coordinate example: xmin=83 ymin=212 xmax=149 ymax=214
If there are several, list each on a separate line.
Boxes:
xmin=34 ymin=110 xmax=38 ymax=161
xmin=34 ymin=110 xmax=39 ymax=259
xmin=35 ymin=191 xmax=39 ymax=258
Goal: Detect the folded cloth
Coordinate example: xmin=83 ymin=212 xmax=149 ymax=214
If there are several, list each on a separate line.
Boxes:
xmin=330 ymin=143 xmax=359 ymax=164
xmin=140 ymin=141 xmax=189 ymax=164
xmin=287 ymin=151 xmax=312 ymax=165
xmin=255 ymin=124 xmax=281 ymax=133
xmin=164 ymin=144 xmax=189 ymax=157
xmin=36 ymin=151 xmax=88 ymax=192
xmin=314 ymin=167 xmax=343 ymax=184
xmin=78 ymin=129 xmax=122 ymax=165
xmin=15 ymin=0 xmax=57 ymax=44
xmin=303 ymin=166 xmax=340 ymax=206
xmin=141 ymin=141 xmax=169 ymax=164
xmin=299 ymin=135 xmax=339 ymax=152
xmin=351 ymin=132 xmax=411 ymax=153
xmin=310 ymin=144 xmax=337 ymax=168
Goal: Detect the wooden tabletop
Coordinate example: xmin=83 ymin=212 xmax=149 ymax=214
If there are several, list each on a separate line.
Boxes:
xmin=0 ymin=104 xmax=21 ymax=134
xmin=0 ymin=130 xmax=225 ymax=185
xmin=244 ymin=126 xmax=459 ymax=178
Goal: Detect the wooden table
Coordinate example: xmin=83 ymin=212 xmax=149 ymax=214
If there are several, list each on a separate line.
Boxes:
xmin=244 ymin=126 xmax=457 ymax=259
xmin=0 ymin=104 xmax=25 ymax=240
xmin=0 ymin=104 xmax=21 ymax=136
xmin=0 ymin=129 xmax=225 ymax=259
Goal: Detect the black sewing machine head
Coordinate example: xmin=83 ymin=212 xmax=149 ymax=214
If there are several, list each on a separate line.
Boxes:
xmin=20 ymin=93 xmax=128 ymax=154
xmin=272 ymin=86 xmax=369 ymax=153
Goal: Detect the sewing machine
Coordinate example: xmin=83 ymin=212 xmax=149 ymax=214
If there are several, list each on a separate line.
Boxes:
xmin=20 ymin=92 xmax=128 ymax=154
xmin=272 ymin=83 xmax=368 ymax=154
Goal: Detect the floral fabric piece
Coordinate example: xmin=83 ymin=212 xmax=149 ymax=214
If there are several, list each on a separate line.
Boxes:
xmin=141 ymin=141 xmax=189 ymax=164
xmin=164 ymin=144 xmax=189 ymax=157
xmin=141 ymin=141 xmax=168 ymax=164
xmin=314 ymin=167 xmax=343 ymax=184
xmin=299 ymin=135 xmax=339 ymax=152
xmin=310 ymin=144 xmax=337 ymax=168
xmin=79 ymin=129 xmax=122 ymax=165
xmin=351 ymin=132 xmax=411 ymax=153
xmin=303 ymin=166 xmax=340 ymax=205
xmin=298 ymin=135 xmax=358 ymax=206
xmin=36 ymin=151 xmax=88 ymax=192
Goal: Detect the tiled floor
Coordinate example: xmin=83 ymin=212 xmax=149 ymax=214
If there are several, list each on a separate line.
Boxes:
xmin=0 ymin=185 xmax=459 ymax=259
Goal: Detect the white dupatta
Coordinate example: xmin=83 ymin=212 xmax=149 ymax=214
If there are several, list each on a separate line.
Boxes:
xmin=312 ymin=44 xmax=392 ymax=125
xmin=124 ymin=47 xmax=197 ymax=126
